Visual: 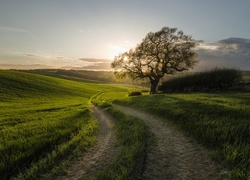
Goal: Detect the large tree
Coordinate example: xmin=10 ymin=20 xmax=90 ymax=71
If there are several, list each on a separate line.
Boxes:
xmin=111 ymin=27 xmax=198 ymax=94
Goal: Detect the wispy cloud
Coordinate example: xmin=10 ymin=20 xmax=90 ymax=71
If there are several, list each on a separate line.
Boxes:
xmin=122 ymin=40 xmax=136 ymax=47
xmin=196 ymin=42 xmax=219 ymax=51
xmin=78 ymin=58 xmax=111 ymax=63
xmin=21 ymin=53 xmax=80 ymax=62
xmin=61 ymin=62 xmax=112 ymax=71
xmin=0 ymin=51 xmax=113 ymax=70
xmin=75 ymin=58 xmax=112 ymax=70
xmin=0 ymin=26 xmax=28 ymax=33
xmin=0 ymin=63 xmax=55 ymax=70
xmin=79 ymin=30 xmax=91 ymax=33
xmin=22 ymin=53 xmax=37 ymax=57
xmin=108 ymin=44 xmax=127 ymax=52
xmin=78 ymin=28 xmax=92 ymax=33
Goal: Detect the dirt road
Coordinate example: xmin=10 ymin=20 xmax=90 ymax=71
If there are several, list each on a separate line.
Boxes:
xmin=56 ymin=104 xmax=226 ymax=179
xmin=114 ymin=104 xmax=226 ymax=180
xmin=56 ymin=105 xmax=117 ymax=180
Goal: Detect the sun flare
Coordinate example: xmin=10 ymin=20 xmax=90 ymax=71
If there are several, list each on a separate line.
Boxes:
xmin=108 ymin=44 xmax=128 ymax=59
xmin=124 ymin=56 xmax=128 ymax=61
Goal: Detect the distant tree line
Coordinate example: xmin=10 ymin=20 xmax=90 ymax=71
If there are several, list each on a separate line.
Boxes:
xmin=158 ymin=68 xmax=242 ymax=93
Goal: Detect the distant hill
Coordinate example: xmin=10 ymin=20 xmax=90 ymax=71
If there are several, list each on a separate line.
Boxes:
xmin=22 ymin=69 xmax=151 ymax=86
xmin=18 ymin=69 xmax=250 ymax=88
xmin=0 ymin=70 xmax=103 ymax=101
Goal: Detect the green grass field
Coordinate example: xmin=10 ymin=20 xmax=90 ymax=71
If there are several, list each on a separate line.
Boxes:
xmin=99 ymin=91 xmax=250 ymax=179
xmin=0 ymin=70 xmax=128 ymax=179
xmin=1 ymin=69 xmax=250 ymax=179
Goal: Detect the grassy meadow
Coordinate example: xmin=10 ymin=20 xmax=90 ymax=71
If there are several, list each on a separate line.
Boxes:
xmin=1 ymin=69 xmax=250 ymax=179
xmin=0 ymin=70 xmax=128 ymax=179
xmin=99 ymin=91 xmax=250 ymax=179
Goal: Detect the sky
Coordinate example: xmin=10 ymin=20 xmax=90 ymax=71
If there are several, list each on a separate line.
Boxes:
xmin=0 ymin=0 xmax=250 ymax=71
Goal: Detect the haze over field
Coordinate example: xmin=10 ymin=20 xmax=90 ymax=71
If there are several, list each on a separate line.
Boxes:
xmin=0 ymin=0 xmax=250 ymax=70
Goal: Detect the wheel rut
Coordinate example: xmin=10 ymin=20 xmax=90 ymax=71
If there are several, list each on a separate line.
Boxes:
xmin=114 ymin=104 xmax=226 ymax=180
xmin=56 ymin=105 xmax=117 ymax=180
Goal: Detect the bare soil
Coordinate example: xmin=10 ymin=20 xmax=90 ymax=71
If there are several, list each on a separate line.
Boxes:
xmin=55 ymin=105 xmax=117 ymax=180
xmin=114 ymin=104 xmax=227 ymax=180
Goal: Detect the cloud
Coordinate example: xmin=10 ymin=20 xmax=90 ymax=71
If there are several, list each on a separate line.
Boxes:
xmin=74 ymin=58 xmax=112 ymax=70
xmin=197 ymin=37 xmax=250 ymax=54
xmin=61 ymin=62 xmax=112 ymax=71
xmin=79 ymin=28 xmax=92 ymax=33
xmin=108 ymin=44 xmax=128 ymax=55
xmin=22 ymin=53 xmax=38 ymax=57
xmin=78 ymin=58 xmax=111 ymax=63
xmin=0 ymin=64 xmax=55 ymax=70
xmin=218 ymin=37 xmax=250 ymax=53
xmin=0 ymin=26 xmax=27 ymax=33
xmin=78 ymin=62 xmax=111 ymax=70
xmin=56 ymin=57 xmax=112 ymax=71
xmin=22 ymin=53 xmax=57 ymax=60
xmin=196 ymin=42 xmax=219 ymax=51
xmin=21 ymin=53 xmax=81 ymax=62
xmin=108 ymin=44 xmax=127 ymax=50
xmin=218 ymin=37 xmax=250 ymax=47
xmin=0 ymin=51 xmax=113 ymax=70
xmin=195 ymin=37 xmax=250 ymax=71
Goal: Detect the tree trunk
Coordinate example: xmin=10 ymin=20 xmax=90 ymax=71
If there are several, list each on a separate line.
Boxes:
xmin=150 ymin=79 xmax=159 ymax=94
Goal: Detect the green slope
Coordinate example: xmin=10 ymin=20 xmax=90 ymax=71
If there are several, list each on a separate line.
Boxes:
xmin=0 ymin=70 xmax=127 ymax=179
xmin=1 ymin=70 xmax=98 ymax=100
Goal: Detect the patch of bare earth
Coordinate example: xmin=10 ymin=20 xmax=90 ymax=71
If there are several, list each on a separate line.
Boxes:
xmin=56 ymin=105 xmax=117 ymax=180
xmin=114 ymin=104 xmax=227 ymax=180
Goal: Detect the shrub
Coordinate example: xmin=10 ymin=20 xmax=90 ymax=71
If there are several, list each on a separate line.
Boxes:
xmin=128 ymin=89 xmax=142 ymax=96
xmin=158 ymin=68 xmax=242 ymax=93
xmin=128 ymin=91 xmax=142 ymax=96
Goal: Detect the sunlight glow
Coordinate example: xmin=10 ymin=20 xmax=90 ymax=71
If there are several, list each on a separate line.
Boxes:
xmin=108 ymin=44 xmax=128 ymax=59
xmin=196 ymin=43 xmax=219 ymax=51
xmin=124 ymin=56 xmax=128 ymax=61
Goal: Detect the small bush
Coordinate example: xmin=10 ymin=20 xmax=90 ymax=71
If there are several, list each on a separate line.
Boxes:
xmin=128 ymin=89 xmax=142 ymax=96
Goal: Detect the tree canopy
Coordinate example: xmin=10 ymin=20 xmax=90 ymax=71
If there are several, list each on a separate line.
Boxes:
xmin=111 ymin=27 xmax=198 ymax=94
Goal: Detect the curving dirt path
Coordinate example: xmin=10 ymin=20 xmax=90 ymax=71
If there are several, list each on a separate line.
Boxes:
xmin=113 ymin=104 xmax=227 ymax=180
xmin=56 ymin=105 xmax=117 ymax=180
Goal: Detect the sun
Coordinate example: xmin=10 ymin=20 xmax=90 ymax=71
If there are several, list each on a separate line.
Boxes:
xmin=108 ymin=44 xmax=127 ymax=59
xmin=124 ymin=56 xmax=128 ymax=61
